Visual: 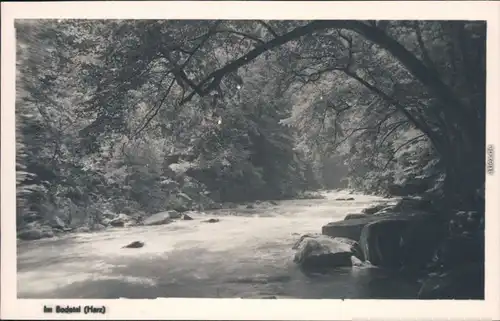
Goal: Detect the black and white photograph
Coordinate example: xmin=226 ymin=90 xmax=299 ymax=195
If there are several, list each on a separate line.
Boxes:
xmin=2 ymin=1 xmax=500 ymax=320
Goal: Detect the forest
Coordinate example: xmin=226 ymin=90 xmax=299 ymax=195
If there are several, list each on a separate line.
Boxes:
xmin=13 ymin=19 xmax=487 ymax=301
xmin=16 ymin=19 xmax=485 ymax=233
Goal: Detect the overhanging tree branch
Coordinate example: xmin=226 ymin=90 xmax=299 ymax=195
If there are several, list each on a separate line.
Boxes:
xmin=173 ymin=20 xmax=475 ymax=139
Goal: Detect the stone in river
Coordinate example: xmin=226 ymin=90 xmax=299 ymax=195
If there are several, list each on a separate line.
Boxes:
xmin=322 ymin=216 xmax=380 ymax=241
xmin=123 ymin=241 xmax=145 ymax=249
xmin=344 ymin=213 xmax=369 ymax=221
xmin=182 ymin=213 xmax=194 ymax=220
xmin=293 ymin=234 xmax=357 ymax=271
xmin=143 ymin=211 xmax=178 ymax=226
xmin=359 ymin=218 xmax=411 ymax=269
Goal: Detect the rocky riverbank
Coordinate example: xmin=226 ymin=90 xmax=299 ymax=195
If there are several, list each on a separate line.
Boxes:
xmin=293 ymin=196 xmax=485 ymax=299
xmin=17 ymin=191 xmax=484 ymax=300
xmin=16 ymin=198 xmax=288 ymax=242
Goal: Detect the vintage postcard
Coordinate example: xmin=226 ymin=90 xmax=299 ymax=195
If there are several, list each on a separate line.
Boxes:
xmin=1 ymin=1 xmax=499 ymax=320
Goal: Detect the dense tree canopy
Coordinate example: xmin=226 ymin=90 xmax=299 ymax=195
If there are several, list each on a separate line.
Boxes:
xmin=16 ymin=19 xmax=485 ymax=229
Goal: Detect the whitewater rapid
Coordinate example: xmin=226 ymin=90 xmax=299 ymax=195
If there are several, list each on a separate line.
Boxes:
xmin=17 ymin=191 xmax=419 ymax=299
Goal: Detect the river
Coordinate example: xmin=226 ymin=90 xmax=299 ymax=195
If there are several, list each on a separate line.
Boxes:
xmin=17 ymin=190 xmax=421 ymax=299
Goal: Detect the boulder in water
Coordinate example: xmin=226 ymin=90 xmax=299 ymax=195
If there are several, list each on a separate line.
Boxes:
xmin=100 ymin=217 xmax=112 ymax=226
xmin=143 ymin=211 xmax=177 ymax=226
xmin=75 ymin=226 xmax=91 ymax=233
xmin=322 ymin=216 xmax=379 ymax=241
xmin=246 ymin=204 xmax=255 ymax=209
xmin=123 ymin=241 xmax=145 ymax=249
xmin=292 ymin=233 xmax=321 ymax=249
xmin=362 ymin=203 xmax=390 ymax=215
xmin=293 ymin=234 xmax=357 ymax=271
xmin=202 ymin=218 xmax=220 ymax=223
xmin=17 ymin=223 xmax=54 ymax=240
xmin=109 ymin=213 xmax=132 ymax=227
xmin=89 ymin=223 xmax=106 ymax=231
xmin=269 ymin=200 xmax=278 ymax=205
xmin=359 ymin=218 xmax=412 ymax=268
xmin=399 ymin=214 xmax=443 ymax=270
xmin=373 ymin=207 xmax=397 ymax=216
xmin=182 ymin=213 xmax=194 ymax=220
xmin=335 ymin=197 xmax=355 ymax=201
xmin=168 ymin=210 xmax=182 ymax=219
xmin=344 ymin=213 xmax=369 ymax=221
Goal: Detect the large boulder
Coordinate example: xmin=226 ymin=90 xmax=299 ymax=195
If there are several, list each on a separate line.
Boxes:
xmin=418 ymin=262 xmax=484 ymax=299
xmin=322 ymin=216 xmax=380 ymax=241
xmin=143 ymin=210 xmax=179 ymax=226
xmin=182 ymin=213 xmax=194 ymax=220
xmin=399 ymin=215 xmax=444 ymax=270
xmin=109 ymin=213 xmax=132 ymax=227
xmin=123 ymin=241 xmax=145 ymax=249
xmin=392 ymin=197 xmax=433 ymax=213
xmin=362 ymin=203 xmax=390 ymax=215
xmin=293 ymin=234 xmax=358 ymax=271
xmin=335 ymin=197 xmax=355 ymax=201
xmin=359 ymin=218 xmax=412 ymax=268
xmin=17 ymin=223 xmax=54 ymax=241
xmin=344 ymin=213 xmax=369 ymax=221
xmin=323 ymin=209 xmax=434 ymax=242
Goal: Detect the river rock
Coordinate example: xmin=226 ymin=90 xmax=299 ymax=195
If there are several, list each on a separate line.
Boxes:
xmin=75 ymin=226 xmax=91 ymax=233
xmin=123 ymin=241 xmax=145 ymax=249
xmin=246 ymin=204 xmax=255 ymax=209
xmin=292 ymin=233 xmax=321 ymax=249
xmin=335 ymin=197 xmax=355 ymax=201
xmin=100 ymin=217 xmax=112 ymax=226
xmin=293 ymin=235 xmax=355 ymax=271
xmin=359 ymin=218 xmax=412 ymax=268
xmin=392 ymin=197 xmax=433 ymax=213
xmin=109 ymin=213 xmax=132 ymax=227
xmin=202 ymin=218 xmax=220 ymax=223
xmin=322 ymin=216 xmax=379 ymax=241
xmin=344 ymin=213 xmax=369 ymax=221
xmin=182 ymin=213 xmax=194 ymax=220
xmin=362 ymin=203 xmax=390 ymax=215
xmin=373 ymin=207 xmax=397 ymax=216
xmin=418 ymin=262 xmax=484 ymax=299
xmin=143 ymin=211 xmax=178 ymax=226
xmin=17 ymin=223 xmax=54 ymax=240
xmin=168 ymin=210 xmax=182 ymax=219
xmin=399 ymin=215 xmax=443 ymax=270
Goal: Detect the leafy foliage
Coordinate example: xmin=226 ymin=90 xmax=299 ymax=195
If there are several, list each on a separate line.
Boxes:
xmin=16 ymin=19 xmax=485 ymax=231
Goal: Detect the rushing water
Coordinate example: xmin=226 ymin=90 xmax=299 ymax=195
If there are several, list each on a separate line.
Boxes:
xmin=17 ymin=190 xmax=421 ymax=299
